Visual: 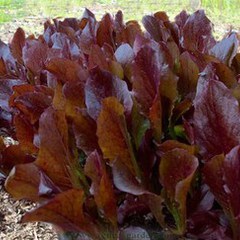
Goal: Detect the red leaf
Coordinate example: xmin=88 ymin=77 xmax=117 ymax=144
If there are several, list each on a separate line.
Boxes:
xmin=188 ymin=51 xmax=218 ymax=72
xmin=63 ymin=80 xmax=86 ymax=109
xmin=84 ymin=150 xmax=117 ymax=225
xmin=78 ymin=12 xmax=97 ymax=54
xmin=0 ymin=40 xmax=16 ymax=75
xmin=139 ymin=193 xmax=165 ymax=229
xmin=232 ymin=53 xmax=240 ymax=74
xmin=50 ymin=32 xmax=81 ymax=61
xmin=213 ymin=62 xmax=237 ymax=88
xmin=142 ymin=15 xmax=162 ymax=42
xmin=97 ymin=13 xmax=114 ymax=48
xmin=201 ymin=62 xmax=237 ymax=89
xmin=46 ymin=58 xmax=87 ymax=83
xmin=175 ymin=10 xmax=189 ymax=33
xmin=187 ymin=210 xmax=230 ymax=240
xmin=14 ymin=114 xmax=38 ymax=154
xmin=0 ymin=109 xmax=13 ymax=136
xmin=154 ymin=11 xmax=169 ymax=22
xmin=132 ymin=45 xmax=161 ymax=116
xmin=88 ymin=44 xmax=109 ymax=71
xmin=5 ymin=163 xmax=44 ymax=201
xmin=210 ymin=33 xmax=239 ymax=66
xmin=193 ymin=78 xmax=240 ymax=159
xmin=0 ymin=58 xmax=7 ymax=76
xmin=0 ymin=79 xmax=23 ymax=111
xmin=112 ymin=159 xmax=165 ymax=227
xmin=160 ymin=149 xmax=198 ymax=234
xmin=159 ymin=67 xmax=178 ymax=124
xmin=109 ymin=59 xmax=124 ymax=80
xmin=5 ymin=163 xmax=59 ymax=201
xmin=35 ymin=107 xmax=77 ymax=190
xmin=51 ymin=19 xmax=76 ymax=41
xmin=124 ymin=21 xmax=143 ymax=47
xmin=71 ymin=108 xmax=99 ymax=155
xmin=132 ymin=43 xmax=168 ymax=140
xmin=156 ymin=140 xmax=196 ymax=157
xmin=97 ymin=97 xmax=138 ymax=177
xmin=10 ymin=84 xmax=53 ymax=124
xmin=130 ymin=100 xmax=150 ymax=149
xmin=142 ymin=15 xmax=171 ymax=43
xmin=149 ymin=94 xmax=162 ymax=140
xmin=0 ymin=144 xmax=35 ymax=174
xmin=117 ymin=194 xmax=149 ymax=225
xmin=187 ymin=184 xmax=215 ymax=216
xmin=182 ymin=10 xmax=215 ymax=52
xmin=112 ymin=158 xmax=146 ymax=195
xmin=203 ymin=146 xmax=240 ymax=239
xmin=112 ymin=158 xmax=165 ymax=228
xmin=171 ymin=98 xmax=192 ymax=125
xmin=10 ymin=27 xmax=25 ymax=64
xmin=23 ymin=39 xmax=49 ymax=77
xmin=178 ymin=51 xmax=199 ymax=97
xmin=114 ymin=12 xmax=142 ymax=47
xmin=0 ymin=136 xmax=5 ymax=150
xmin=85 ymin=67 xmax=133 ymax=120
xmin=22 ymin=189 xmax=99 ymax=237
xmin=55 ymin=75 xmax=97 ymax=155
xmin=136 ymin=130 xmax=156 ymax=181
xmin=114 ymin=43 xmax=134 ymax=66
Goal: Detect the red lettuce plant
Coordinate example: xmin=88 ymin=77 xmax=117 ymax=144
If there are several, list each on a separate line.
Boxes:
xmin=0 ymin=8 xmax=240 ymax=239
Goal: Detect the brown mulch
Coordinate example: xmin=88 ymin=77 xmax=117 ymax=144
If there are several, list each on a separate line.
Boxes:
xmin=0 ymin=184 xmax=58 ymax=240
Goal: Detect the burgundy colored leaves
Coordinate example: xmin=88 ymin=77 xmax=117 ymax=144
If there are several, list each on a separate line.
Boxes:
xmin=0 ymin=8 xmax=240 ymax=240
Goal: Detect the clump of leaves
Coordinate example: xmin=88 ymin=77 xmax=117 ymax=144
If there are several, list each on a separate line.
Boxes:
xmin=0 ymin=8 xmax=240 ymax=240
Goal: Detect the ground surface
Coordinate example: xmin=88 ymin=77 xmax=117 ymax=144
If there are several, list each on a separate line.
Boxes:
xmin=0 ymin=185 xmax=57 ymax=240
xmin=0 ymin=17 xmax=46 ymax=43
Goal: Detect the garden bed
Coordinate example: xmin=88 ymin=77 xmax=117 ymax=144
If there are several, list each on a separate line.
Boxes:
xmin=0 ymin=185 xmax=57 ymax=240
xmin=0 ymin=7 xmax=240 ymax=240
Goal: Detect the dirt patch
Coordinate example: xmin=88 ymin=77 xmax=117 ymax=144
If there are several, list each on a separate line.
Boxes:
xmin=0 ymin=15 xmax=237 ymax=44
xmin=0 ymin=17 xmax=47 ymax=43
xmin=0 ymin=183 xmax=58 ymax=240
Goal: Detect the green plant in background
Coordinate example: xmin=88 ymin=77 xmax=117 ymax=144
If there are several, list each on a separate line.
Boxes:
xmin=0 ymin=0 xmax=25 ymax=23
xmin=0 ymin=0 xmax=239 ymax=31
xmin=202 ymin=0 xmax=240 ymax=25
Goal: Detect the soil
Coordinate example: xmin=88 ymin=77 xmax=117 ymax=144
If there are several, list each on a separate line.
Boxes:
xmin=0 ymin=185 xmax=58 ymax=240
xmin=0 ymin=17 xmax=47 ymax=43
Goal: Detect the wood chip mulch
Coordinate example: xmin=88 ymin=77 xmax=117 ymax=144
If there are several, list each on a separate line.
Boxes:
xmin=0 ymin=181 xmax=58 ymax=240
